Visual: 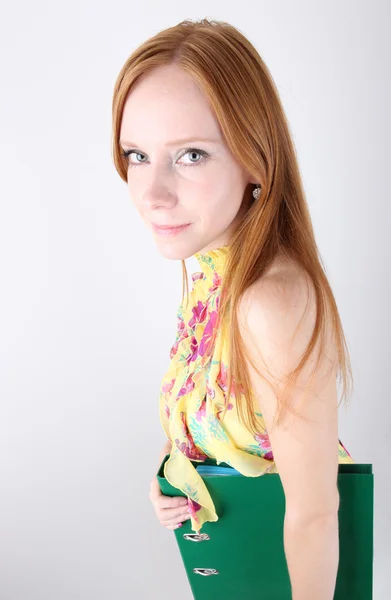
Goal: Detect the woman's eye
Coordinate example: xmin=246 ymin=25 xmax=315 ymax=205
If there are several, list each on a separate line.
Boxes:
xmin=121 ymin=149 xmax=147 ymax=166
xmin=177 ymin=149 xmax=208 ymax=167
xmin=120 ymin=148 xmax=208 ymax=168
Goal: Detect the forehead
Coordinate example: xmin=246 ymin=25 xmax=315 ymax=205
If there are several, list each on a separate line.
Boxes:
xmin=119 ymin=65 xmax=223 ymax=145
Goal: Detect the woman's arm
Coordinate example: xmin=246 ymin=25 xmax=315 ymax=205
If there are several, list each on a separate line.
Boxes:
xmin=238 ymin=265 xmax=340 ymax=600
xmin=283 ymin=511 xmax=339 ymax=600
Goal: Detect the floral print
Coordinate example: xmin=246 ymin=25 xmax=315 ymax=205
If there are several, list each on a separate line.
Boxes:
xmin=159 ymin=245 xmax=354 ymax=533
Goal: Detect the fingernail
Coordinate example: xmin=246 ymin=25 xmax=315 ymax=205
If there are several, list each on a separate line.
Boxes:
xmin=176 ymin=522 xmax=183 ymax=528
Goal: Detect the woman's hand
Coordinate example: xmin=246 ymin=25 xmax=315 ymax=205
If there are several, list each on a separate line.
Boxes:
xmin=149 ymin=476 xmax=191 ymax=530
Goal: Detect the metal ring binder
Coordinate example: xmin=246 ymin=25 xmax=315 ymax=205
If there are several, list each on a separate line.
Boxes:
xmin=183 ymin=532 xmax=210 ymax=542
xmin=193 ymin=568 xmax=219 ymax=576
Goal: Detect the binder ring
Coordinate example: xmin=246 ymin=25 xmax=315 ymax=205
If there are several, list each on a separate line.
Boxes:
xmin=183 ymin=532 xmax=210 ymax=542
xmin=193 ymin=568 xmax=219 ymax=576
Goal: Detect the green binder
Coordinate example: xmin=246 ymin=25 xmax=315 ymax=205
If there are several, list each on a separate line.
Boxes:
xmin=157 ymin=455 xmax=374 ymax=599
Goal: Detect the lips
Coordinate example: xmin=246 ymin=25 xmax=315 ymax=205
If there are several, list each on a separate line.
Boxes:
xmin=153 ymin=223 xmax=189 ymax=229
xmin=152 ymin=222 xmax=191 ymax=236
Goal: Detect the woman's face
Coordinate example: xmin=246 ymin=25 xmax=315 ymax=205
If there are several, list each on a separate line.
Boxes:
xmin=119 ymin=63 xmax=256 ymax=260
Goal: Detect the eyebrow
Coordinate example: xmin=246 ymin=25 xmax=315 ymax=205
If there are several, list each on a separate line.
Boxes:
xmin=119 ymin=137 xmax=221 ymax=147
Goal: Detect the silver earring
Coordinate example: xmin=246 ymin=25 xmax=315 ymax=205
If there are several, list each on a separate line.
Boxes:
xmin=252 ymin=184 xmax=261 ymax=200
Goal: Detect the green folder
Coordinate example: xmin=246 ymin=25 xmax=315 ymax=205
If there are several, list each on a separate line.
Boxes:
xmin=157 ymin=455 xmax=374 ymax=599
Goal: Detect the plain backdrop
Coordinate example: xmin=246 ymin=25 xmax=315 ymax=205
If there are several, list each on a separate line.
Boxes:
xmin=0 ymin=1 xmax=389 ymax=598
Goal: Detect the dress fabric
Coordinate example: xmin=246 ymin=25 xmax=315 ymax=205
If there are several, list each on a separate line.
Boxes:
xmin=159 ymin=244 xmax=354 ymax=533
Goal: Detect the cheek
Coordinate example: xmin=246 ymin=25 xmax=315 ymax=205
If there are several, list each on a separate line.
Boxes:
xmin=197 ymin=178 xmax=243 ymax=217
xmin=126 ymin=179 xmax=143 ymax=209
xmin=189 ymin=193 xmax=240 ymax=230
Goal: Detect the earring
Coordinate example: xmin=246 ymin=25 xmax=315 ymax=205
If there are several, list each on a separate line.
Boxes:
xmin=252 ymin=184 xmax=261 ymax=200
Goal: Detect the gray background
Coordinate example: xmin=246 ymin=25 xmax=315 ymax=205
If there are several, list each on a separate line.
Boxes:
xmin=0 ymin=1 xmax=389 ymax=598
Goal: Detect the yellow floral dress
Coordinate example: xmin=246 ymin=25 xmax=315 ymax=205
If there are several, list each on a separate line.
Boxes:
xmin=159 ymin=244 xmax=354 ymax=533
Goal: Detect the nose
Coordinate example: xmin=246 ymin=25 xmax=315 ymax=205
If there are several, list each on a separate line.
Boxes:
xmin=141 ymin=165 xmax=177 ymax=210
xmin=142 ymin=186 xmax=177 ymax=210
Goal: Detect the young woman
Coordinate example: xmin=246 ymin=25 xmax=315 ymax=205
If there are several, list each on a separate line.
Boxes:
xmin=112 ymin=18 xmax=354 ymax=599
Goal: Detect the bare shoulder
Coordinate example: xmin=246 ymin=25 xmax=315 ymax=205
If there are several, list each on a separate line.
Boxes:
xmin=238 ymin=255 xmax=317 ymax=357
xmin=237 ymin=253 xmax=337 ymax=422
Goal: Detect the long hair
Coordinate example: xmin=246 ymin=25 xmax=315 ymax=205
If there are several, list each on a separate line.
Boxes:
xmin=111 ymin=18 xmax=353 ymax=435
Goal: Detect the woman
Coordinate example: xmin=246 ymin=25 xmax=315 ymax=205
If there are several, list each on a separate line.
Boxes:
xmin=112 ymin=18 xmax=355 ymax=598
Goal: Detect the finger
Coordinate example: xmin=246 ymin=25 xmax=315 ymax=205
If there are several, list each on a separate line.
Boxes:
xmin=166 ymin=523 xmax=184 ymax=530
xmin=158 ymin=495 xmax=188 ymax=510
xmin=159 ymin=509 xmax=192 ymax=527
xmin=163 ymin=514 xmax=192 ymax=528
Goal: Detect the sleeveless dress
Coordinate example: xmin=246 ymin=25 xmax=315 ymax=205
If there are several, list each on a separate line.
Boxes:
xmin=159 ymin=244 xmax=354 ymax=533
